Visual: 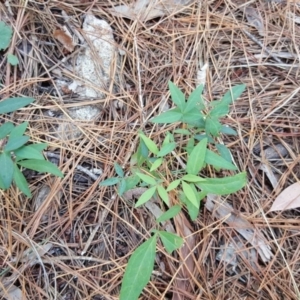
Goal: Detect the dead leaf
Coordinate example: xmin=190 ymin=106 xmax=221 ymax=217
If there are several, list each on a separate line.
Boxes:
xmin=270 ymin=182 xmax=300 ymax=212
xmin=244 ymin=7 xmax=265 ymax=36
xmin=0 ymin=284 xmax=24 ymax=300
xmin=205 ymin=195 xmax=272 ymax=262
xmin=109 ymin=0 xmax=193 ymax=22
xmin=53 ymin=28 xmax=75 ymax=52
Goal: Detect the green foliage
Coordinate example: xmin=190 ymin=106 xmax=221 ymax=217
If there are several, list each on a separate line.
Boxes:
xmin=99 ymin=81 xmax=247 ymax=300
xmin=0 ymin=23 xmax=63 ymax=197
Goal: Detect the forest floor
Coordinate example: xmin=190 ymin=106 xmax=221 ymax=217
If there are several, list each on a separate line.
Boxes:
xmin=1 ymin=1 xmax=300 ymax=299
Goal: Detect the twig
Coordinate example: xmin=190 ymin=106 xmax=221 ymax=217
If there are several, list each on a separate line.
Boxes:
xmin=45 ymin=152 xmax=100 ymax=181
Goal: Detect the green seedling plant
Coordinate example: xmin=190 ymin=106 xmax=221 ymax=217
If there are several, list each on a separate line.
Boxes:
xmin=0 ymin=22 xmax=63 ymax=197
xmin=100 ymin=81 xmax=247 ymax=300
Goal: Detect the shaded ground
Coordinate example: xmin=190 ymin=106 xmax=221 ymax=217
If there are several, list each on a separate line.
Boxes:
xmin=1 ymin=1 xmax=300 ymax=299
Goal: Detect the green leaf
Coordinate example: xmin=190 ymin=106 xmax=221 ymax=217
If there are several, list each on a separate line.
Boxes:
xmin=120 ymin=235 xmax=157 ymax=300
xmin=220 ymin=84 xmax=246 ymax=105
xmin=205 ymin=149 xmax=237 ymax=170
xmin=0 ymin=21 xmax=13 ymax=50
xmin=216 ymin=144 xmax=232 ymax=163
xmin=182 ymin=181 xmax=198 ymax=207
xmin=135 ymin=186 xmax=157 ymax=207
xmin=114 ymin=162 xmax=124 ymax=177
xmin=181 ymin=174 xmax=205 ymax=182
xmin=139 ymin=133 xmax=159 ymax=155
xmin=209 ymin=103 xmax=230 ymax=117
xmin=4 ymin=136 xmax=29 ymax=152
xmin=99 ymin=177 xmax=120 ymax=186
xmin=124 ymin=174 xmax=140 ymax=191
xmin=7 ymin=53 xmax=19 ymax=66
xmin=196 ymin=172 xmax=247 ymax=195
xmin=168 ymin=81 xmax=186 ymax=111
xmin=181 ymin=110 xmax=203 ymax=124
xmin=205 ymin=116 xmax=222 ymax=137
xmin=186 ymin=138 xmax=207 ymax=175
xmin=28 ymin=143 xmax=48 ymax=152
xmin=185 ymin=136 xmax=195 ymax=155
xmin=220 ymin=125 xmax=237 ymax=136
xmin=13 ymin=164 xmax=31 ymax=197
xmin=173 ymin=129 xmax=191 ymax=135
xmin=156 ymin=205 xmax=181 ymax=223
xmin=157 ymin=142 xmax=176 ymax=157
xmin=0 ymin=122 xmax=14 ymax=139
xmin=184 ymin=84 xmax=205 ymax=113
xmin=158 ymin=231 xmax=184 ymax=254
xmin=9 ymin=122 xmax=28 ymax=138
xmin=14 ymin=145 xmax=45 ymax=160
xmin=136 ymin=172 xmax=157 ymax=186
xmin=151 ymin=108 xmax=183 ymax=124
xmin=118 ymin=178 xmax=127 ymax=196
xmin=179 ymin=192 xmax=198 ymax=221
xmin=0 ymin=97 xmax=35 ymax=114
xmin=150 ymin=157 xmax=163 ymax=172
xmin=17 ymin=159 xmax=64 ymax=177
xmin=157 ymin=185 xmax=169 ymax=206
xmin=166 ymin=179 xmax=181 ymax=191
xmin=0 ymin=152 xmax=14 ymax=189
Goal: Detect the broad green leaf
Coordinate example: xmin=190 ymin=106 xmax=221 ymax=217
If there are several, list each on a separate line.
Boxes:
xmin=9 ymin=122 xmax=28 ymax=138
xmin=28 ymin=143 xmax=48 ymax=152
xmin=182 ymin=181 xmax=198 ymax=207
xmin=181 ymin=174 xmax=205 ymax=182
xmin=118 ymin=178 xmax=127 ymax=196
xmin=14 ymin=145 xmax=45 ymax=160
xmin=99 ymin=177 xmax=120 ymax=186
xmin=0 ymin=21 xmax=12 ymax=50
xmin=136 ymin=172 xmax=157 ymax=186
xmin=220 ymin=84 xmax=246 ymax=105
xmin=216 ymin=144 xmax=232 ymax=163
xmin=4 ymin=136 xmax=29 ymax=152
xmin=186 ymin=138 xmax=207 ymax=175
xmin=139 ymin=133 xmax=159 ymax=155
xmin=0 ymin=97 xmax=34 ymax=114
xmin=124 ymin=174 xmax=140 ymax=191
xmin=120 ymin=235 xmax=157 ymax=300
xmin=194 ymin=134 xmax=214 ymax=143
xmin=135 ymin=186 xmax=157 ymax=207
xmin=205 ymin=116 xmax=222 ymax=137
xmin=166 ymin=179 xmax=181 ymax=191
xmin=0 ymin=122 xmax=14 ymax=139
xmin=114 ymin=162 xmax=124 ymax=177
xmin=17 ymin=159 xmax=64 ymax=177
xmin=156 ymin=205 xmax=181 ymax=223
xmin=150 ymin=157 xmax=163 ymax=172
xmin=220 ymin=125 xmax=237 ymax=136
xmin=185 ymin=137 xmax=195 ymax=155
xmin=173 ymin=129 xmax=191 ymax=135
xmin=158 ymin=231 xmax=184 ymax=254
xmin=179 ymin=192 xmax=198 ymax=221
xmin=196 ymin=172 xmax=247 ymax=195
xmin=157 ymin=185 xmax=169 ymax=206
xmin=0 ymin=176 xmax=5 ymax=190
xmin=151 ymin=108 xmax=183 ymax=124
xmin=0 ymin=152 xmax=14 ymax=189
xmin=181 ymin=110 xmax=203 ymax=124
xmin=168 ymin=81 xmax=186 ymax=111
xmin=205 ymin=149 xmax=237 ymax=170
xmin=13 ymin=164 xmax=31 ymax=197
xmin=209 ymin=103 xmax=230 ymax=117
xmin=7 ymin=53 xmax=19 ymax=66
xmin=157 ymin=142 xmax=176 ymax=157
xmin=184 ymin=84 xmax=204 ymax=113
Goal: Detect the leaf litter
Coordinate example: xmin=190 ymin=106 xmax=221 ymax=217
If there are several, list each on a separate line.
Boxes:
xmin=1 ymin=0 xmax=300 ymax=299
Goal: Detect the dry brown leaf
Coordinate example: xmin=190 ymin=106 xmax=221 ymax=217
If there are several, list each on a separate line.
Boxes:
xmin=0 ymin=284 xmax=24 ymax=300
xmin=244 ymin=7 xmax=265 ymax=36
xmin=206 ymin=195 xmax=272 ymax=262
xmin=53 ymin=28 xmax=75 ymax=52
xmin=270 ymin=182 xmax=300 ymax=212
